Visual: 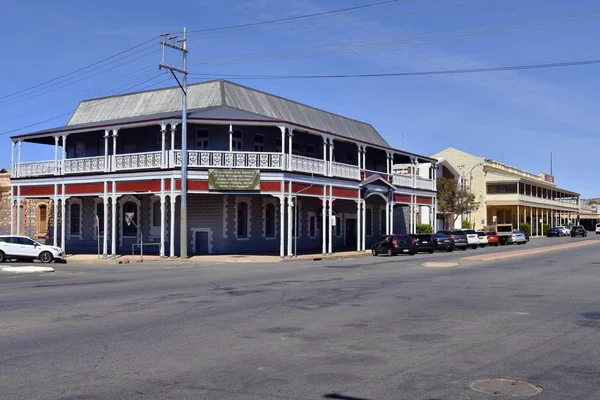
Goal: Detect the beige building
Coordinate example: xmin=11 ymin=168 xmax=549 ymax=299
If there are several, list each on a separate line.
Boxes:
xmin=433 ymin=148 xmax=580 ymax=235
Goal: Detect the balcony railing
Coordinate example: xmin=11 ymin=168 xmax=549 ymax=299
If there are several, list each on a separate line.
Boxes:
xmin=487 ymin=194 xmax=579 ymax=210
xmin=17 ymin=161 xmax=56 ymax=178
xmin=114 ymin=151 xmax=162 ymax=171
xmin=415 ymin=176 xmax=436 ymax=191
xmin=331 ymin=162 xmax=360 ymax=180
xmin=174 ymin=150 xmax=283 ymax=169
xmin=393 ymin=173 xmax=413 ymax=188
xmin=63 ymin=156 xmax=107 ymax=174
xmin=291 ymin=155 xmax=326 ymax=175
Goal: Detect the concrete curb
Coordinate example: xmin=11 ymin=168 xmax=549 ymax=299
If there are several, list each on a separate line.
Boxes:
xmin=421 ymin=262 xmax=459 ymax=268
xmin=460 ymin=240 xmax=599 ymax=262
xmin=1 ymin=266 xmax=55 ymax=273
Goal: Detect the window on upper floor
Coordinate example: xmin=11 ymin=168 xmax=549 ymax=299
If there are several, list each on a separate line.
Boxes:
xmin=75 ymin=142 xmax=85 ymax=158
xmin=292 ymin=142 xmax=300 ymax=155
xmin=306 ymin=144 xmax=315 ymax=157
xmin=254 ymin=134 xmax=265 ymax=152
xmin=275 ymin=138 xmax=282 ymax=152
xmin=196 ymin=129 xmax=209 ymax=150
xmin=486 ymin=183 xmax=518 ymax=194
xmin=232 ymin=130 xmax=243 ymax=151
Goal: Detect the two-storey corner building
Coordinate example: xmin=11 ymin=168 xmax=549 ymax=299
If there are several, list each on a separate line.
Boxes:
xmin=9 ymin=79 xmax=438 ymax=258
xmin=433 ymin=148 xmax=580 ymax=235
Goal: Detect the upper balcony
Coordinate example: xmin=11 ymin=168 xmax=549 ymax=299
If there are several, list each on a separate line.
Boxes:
xmin=11 ymin=122 xmax=436 ymax=192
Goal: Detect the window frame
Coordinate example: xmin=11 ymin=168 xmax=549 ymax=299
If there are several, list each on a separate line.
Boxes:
xmin=67 ymin=198 xmax=83 ymax=239
xmin=196 ymin=128 xmax=209 ymax=150
xmin=232 ymin=129 xmax=243 ymax=151
xmin=264 ymin=202 xmax=276 ymax=239
xmin=235 ymin=198 xmax=250 ymax=240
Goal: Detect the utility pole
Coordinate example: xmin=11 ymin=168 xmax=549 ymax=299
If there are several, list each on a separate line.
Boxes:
xmin=159 ymin=28 xmax=189 ymax=259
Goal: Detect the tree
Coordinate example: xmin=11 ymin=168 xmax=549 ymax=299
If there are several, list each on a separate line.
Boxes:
xmin=437 ymin=177 xmax=480 ymax=230
xmin=416 ymin=224 xmax=433 ymax=234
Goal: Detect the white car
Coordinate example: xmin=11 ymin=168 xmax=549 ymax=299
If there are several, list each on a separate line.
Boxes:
xmin=0 ymin=235 xmax=65 ymax=264
xmin=476 ymin=231 xmax=488 ymax=247
xmin=557 ymin=226 xmax=570 ymax=236
xmin=463 ymin=229 xmax=480 ymax=249
xmin=596 ymin=224 xmax=600 ymax=235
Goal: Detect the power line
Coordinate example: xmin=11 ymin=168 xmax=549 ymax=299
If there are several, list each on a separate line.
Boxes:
xmin=186 ymin=0 xmax=415 ymax=35
xmin=0 ymin=37 xmax=159 ymax=102
xmin=189 ymin=58 xmax=600 ymax=80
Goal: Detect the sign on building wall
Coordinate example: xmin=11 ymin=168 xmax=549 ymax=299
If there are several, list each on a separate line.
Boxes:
xmin=542 ymin=173 xmax=555 ymax=183
xmin=208 ymin=170 xmax=260 ymax=191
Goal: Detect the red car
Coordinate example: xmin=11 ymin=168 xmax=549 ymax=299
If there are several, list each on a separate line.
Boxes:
xmin=485 ymin=232 xmax=499 ymax=246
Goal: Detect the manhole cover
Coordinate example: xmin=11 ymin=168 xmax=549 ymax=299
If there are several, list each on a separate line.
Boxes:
xmin=470 ymin=379 xmax=542 ymax=396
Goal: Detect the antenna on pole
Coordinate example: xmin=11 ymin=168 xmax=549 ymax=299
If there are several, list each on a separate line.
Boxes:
xmin=159 ymin=28 xmax=189 ymax=259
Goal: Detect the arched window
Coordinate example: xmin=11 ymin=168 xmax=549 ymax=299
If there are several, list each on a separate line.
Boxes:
xmin=96 ymin=203 xmax=104 ymax=234
xmin=237 ymin=202 xmax=248 ymax=238
xmin=37 ymin=204 xmax=48 ymax=236
xmin=366 ymin=208 xmax=372 ymax=236
xmin=123 ymin=202 xmax=138 ymax=236
xmin=265 ymin=203 xmax=275 ymax=238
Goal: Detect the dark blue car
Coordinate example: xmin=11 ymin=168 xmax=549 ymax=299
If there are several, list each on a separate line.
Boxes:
xmin=547 ymin=227 xmax=561 ymax=237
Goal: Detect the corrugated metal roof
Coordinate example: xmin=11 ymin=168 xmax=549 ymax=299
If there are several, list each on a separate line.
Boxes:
xmin=67 ymin=80 xmax=223 ymax=125
xmin=66 ymin=79 xmax=389 ymax=147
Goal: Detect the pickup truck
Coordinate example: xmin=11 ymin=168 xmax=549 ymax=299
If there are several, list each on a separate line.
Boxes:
xmin=484 ymin=224 xmax=513 ymax=246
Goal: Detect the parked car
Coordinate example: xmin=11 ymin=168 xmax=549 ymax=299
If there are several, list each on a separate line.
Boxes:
xmin=411 ymin=234 xmax=435 ymax=254
xmin=463 ymin=229 xmax=479 ymax=249
xmin=547 ymin=227 xmax=562 ymax=237
xmin=596 ymin=223 xmax=600 ymax=235
xmin=571 ymin=226 xmax=588 ymax=238
xmin=412 ymin=233 xmax=455 ymax=253
xmin=557 ymin=226 xmax=571 ymax=236
xmin=524 ymin=233 xmax=530 ymax=242
xmin=476 ymin=231 xmax=488 ymax=247
xmin=485 ymin=232 xmax=499 ymax=246
xmin=0 ymin=235 xmax=65 ymax=264
xmin=512 ymin=231 xmax=527 ymax=245
xmin=438 ymin=230 xmax=468 ymax=250
xmin=372 ymin=234 xmax=418 ymax=256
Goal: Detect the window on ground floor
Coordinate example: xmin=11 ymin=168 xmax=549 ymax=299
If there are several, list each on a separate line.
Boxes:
xmin=70 ymin=203 xmax=81 ymax=236
xmin=237 ymin=202 xmax=249 ymax=239
xmin=37 ymin=204 xmax=48 ymax=236
xmin=366 ymin=208 xmax=372 ymax=236
xmin=152 ymin=200 xmax=161 ymax=227
xmin=96 ymin=202 xmax=104 ymax=234
xmin=265 ymin=203 xmax=275 ymax=238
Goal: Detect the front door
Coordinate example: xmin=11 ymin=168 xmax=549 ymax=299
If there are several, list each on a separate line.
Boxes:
xmin=346 ymin=219 xmax=357 ymax=248
xmin=195 ymin=231 xmax=209 ymax=255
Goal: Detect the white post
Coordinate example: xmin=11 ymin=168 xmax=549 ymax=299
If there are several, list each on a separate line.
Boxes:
xmin=390 ymin=200 xmax=395 ymax=235
xmin=111 ymin=130 xmax=118 ymax=172
xmin=328 ymin=140 xmax=334 ymax=177
xmin=362 ymin=148 xmax=366 ymax=175
xmin=279 ymin=126 xmax=286 ymax=170
xmin=17 ymin=141 xmax=22 ymax=178
xmin=52 ymin=184 xmax=58 ymax=246
xmin=323 ymin=137 xmax=328 ymax=176
xmin=287 ymin=128 xmax=293 ymax=171
xmin=322 ymin=186 xmax=327 ymax=255
xmin=361 ymin=200 xmax=366 ymax=252
xmin=111 ymin=183 xmax=117 ymax=258
xmin=104 ymin=130 xmax=110 ymax=172
xmin=160 ymin=124 xmax=167 ymax=168
xmin=60 ymin=194 xmax=66 ymax=253
xmin=356 ymin=197 xmax=361 ymax=253
xmin=15 ymin=187 xmax=21 ymax=235
xmin=229 ymin=124 xmax=233 ymax=152
xmin=170 ymin=123 xmax=176 ymax=152
xmin=530 ymin=207 xmax=533 ymax=235
xmin=102 ymin=182 xmax=108 ymax=259
xmin=54 ymin=136 xmax=59 ymax=175
xmin=357 ymin=145 xmax=362 ymax=171
xmin=386 ymin=196 xmax=391 ymax=235
xmin=160 ymin=179 xmax=166 ymax=258
xmin=517 ymin=205 xmax=520 ymax=231
xmin=170 ymin=180 xmax=176 ymax=259
xmin=61 ymin=136 xmax=66 ymax=162
xmin=328 ymin=186 xmax=333 ymax=255
xmin=279 ymin=194 xmax=285 ymax=258
xmin=11 ymin=141 xmax=15 ymax=177
xmin=287 ymin=181 xmax=293 ymax=258
xmin=386 ymin=152 xmax=391 ymax=175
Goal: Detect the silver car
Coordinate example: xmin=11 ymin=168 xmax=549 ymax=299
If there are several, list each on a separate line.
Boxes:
xmin=512 ymin=231 xmax=527 ymax=245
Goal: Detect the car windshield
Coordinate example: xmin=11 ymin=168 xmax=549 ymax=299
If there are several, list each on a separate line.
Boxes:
xmin=463 ymin=230 xmax=476 ymax=234
xmin=450 ymin=230 xmax=466 ymax=236
xmin=433 ymin=234 xmax=448 ymax=238
xmin=477 ymin=232 xmax=486 ymax=237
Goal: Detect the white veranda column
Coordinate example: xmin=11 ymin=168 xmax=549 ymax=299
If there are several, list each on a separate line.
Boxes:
xmin=104 ymin=130 xmax=110 ymax=172
xmin=390 ymin=201 xmax=395 ymax=235
xmin=61 ymin=195 xmax=66 ymax=253
xmin=161 ymin=124 xmax=167 ymax=168
xmin=112 ymin=130 xmax=118 ymax=171
xmin=170 ymin=194 xmax=176 ymax=259
xmin=54 ymin=136 xmax=59 ymax=175
xmin=361 ymin=200 xmax=366 ymax=252
xmin=322 ymin=186 xmax=327 ymax=255
xmin=15 ymin=187 xmax=21 ymax=235
xmin=17 ymin=141 xmax=22 ymax=178
xmin=385 ymin=197 xmax=391 ymax=235
xmin=160 ymin=179 xmax=166 ymax=258
xmin=328 ymin=140 xmax=334 ymax=177
xmin=356 ymin=199 xmax=361 ymax=252
xmin=287 ymin=129 xmax=293 ymax=171
xmin=102 ymin=182 xmax=108 ymax=258
xmin=328 ymin=187 xmax=333 ymax=255
xmin=323 ymin=137 xmax=328 ymax=176
xmin=279 ymin=194 xmax=285 ymax=258
xmin=111 ymin=193 xmax=117 ymax=258
xmin=52 ymin=184 xmax=58 ymax=246
xmin=11 ymin=141 xmax=15 ymax=177
xmin=10 ymin=190 xmax=14 ymax=235
xmin=287 ymin=182 xmax=293 ymax=257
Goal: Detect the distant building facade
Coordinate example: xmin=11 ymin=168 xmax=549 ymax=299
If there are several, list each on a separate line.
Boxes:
xmin=433 ymin=148 xmax=580 ymax=235
xmin=9 ymin=80 xmax=437 ymax=256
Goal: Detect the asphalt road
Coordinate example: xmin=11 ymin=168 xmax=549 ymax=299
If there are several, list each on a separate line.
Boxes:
xmin=1 ymin=236 xmax=600 ymax=399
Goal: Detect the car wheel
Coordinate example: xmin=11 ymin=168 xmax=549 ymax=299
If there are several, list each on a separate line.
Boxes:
xmin=447 ymin=248 xmax=453 ymax=252
xmin=387 ymin=248 xmax=394 ymax=257
xmin=39 ymin=251 xmax=53 ymax=264
xmin=461 ymin=247 xmax=467 ymax=251
xmin=409 ymin=251 xmax=416 ymax=256
xmin=471 ymin=245 xmax=478 ymax=249
xmin=372 ymin=248 xmax=378 ymax=257
xmin=429 ymin=250 xmax=434 ymax=254
xmin=0 ymin=251 xmax=5 ymax=263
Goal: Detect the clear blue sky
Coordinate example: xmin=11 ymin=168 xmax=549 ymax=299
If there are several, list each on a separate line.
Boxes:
xmin=2 ymin=0 xmax=599 ymax=197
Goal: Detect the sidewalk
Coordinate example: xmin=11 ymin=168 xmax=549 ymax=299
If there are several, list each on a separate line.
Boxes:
xmin=63 ymin=251 xmax=371 ymax=265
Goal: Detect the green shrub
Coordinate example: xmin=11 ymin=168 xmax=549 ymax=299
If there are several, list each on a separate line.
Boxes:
xmin=542 ymin=224 xmax=551 ymax=236
xmin=461 ymin=220 xmax=472 ymax=229
xmin=416 ymin=224 xmax=433 ymax=234
xmin=519 ymin=223 xmax=531 ymax=236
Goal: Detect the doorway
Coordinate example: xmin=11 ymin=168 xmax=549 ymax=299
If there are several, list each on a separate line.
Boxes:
xmin=194 ymin=231 xmax=209 ymax=255
xmin=345 ymin=219 xmax=357 ymax=249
